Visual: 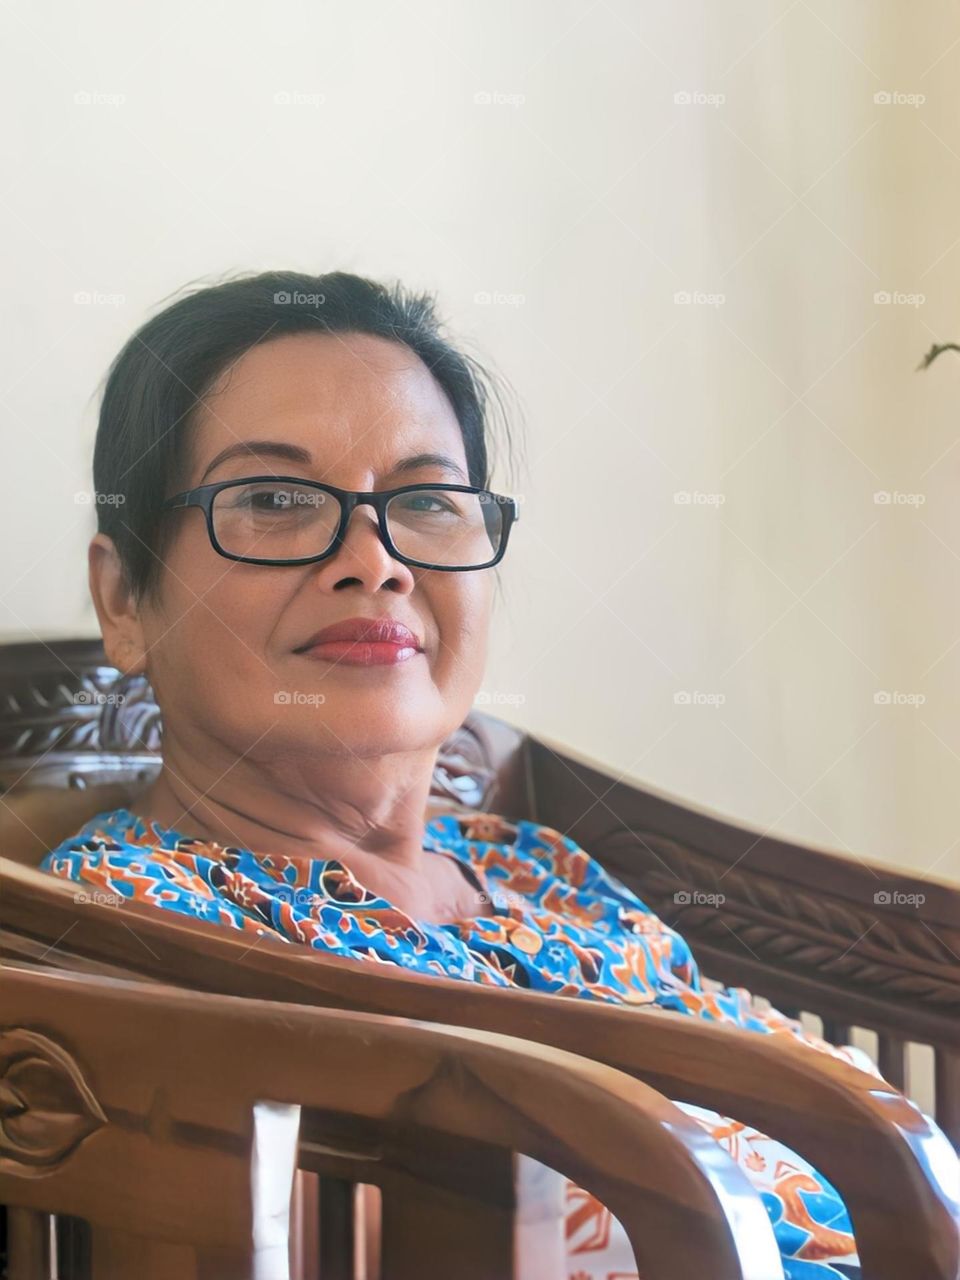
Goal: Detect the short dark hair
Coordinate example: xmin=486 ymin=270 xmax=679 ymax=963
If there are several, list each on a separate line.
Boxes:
xmin=93 ymin=269 xmax=518 ymax=603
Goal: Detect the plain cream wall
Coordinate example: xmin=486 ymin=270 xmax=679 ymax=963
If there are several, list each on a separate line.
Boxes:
xmin=2 ymin=1 xmax=959 ymax=877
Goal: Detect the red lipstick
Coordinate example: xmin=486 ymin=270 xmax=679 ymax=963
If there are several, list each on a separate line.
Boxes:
xmin=294 ymin=616 xmax=424 ymax=667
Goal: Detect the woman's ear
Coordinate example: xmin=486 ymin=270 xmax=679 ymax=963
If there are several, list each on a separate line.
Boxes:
xmin=87 ymin=533 xmax=150 ymax=677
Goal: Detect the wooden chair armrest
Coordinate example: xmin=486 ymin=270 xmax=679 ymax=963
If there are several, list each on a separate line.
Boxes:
xmin=0 ymin=965 xmax=782 ymax=1280
xmin=5 ymin=857 xmax=959 ymax=1278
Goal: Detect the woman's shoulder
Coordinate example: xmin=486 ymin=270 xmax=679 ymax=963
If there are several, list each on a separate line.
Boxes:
xmin=426 ymin=808 xmax=637 ymax=892
xmin=40 ymin=806 xmax=190 ymax=872
xmin=425 ymin=807 xmax=522 ymax=845
xmin=425 ymin=806 xmax=586 ymax=853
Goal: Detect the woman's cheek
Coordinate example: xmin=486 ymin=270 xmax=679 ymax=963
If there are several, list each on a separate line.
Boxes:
xmin=441 ymin=597 xmax=492 ymax=693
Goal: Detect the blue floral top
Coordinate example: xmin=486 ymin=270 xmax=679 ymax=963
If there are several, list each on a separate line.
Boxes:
xmin=41 ymin=804 xmax=885 ymax=1275
xmin=42 ymin=806 xmax=840 ymax=1040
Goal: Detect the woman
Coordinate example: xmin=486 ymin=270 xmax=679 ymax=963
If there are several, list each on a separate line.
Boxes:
xmin=42 ymin=268 xmax=899 ymax=1277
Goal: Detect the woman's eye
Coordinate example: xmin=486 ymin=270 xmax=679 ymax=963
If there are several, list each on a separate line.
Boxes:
xmin=235 ymin=487 xmax=302 ymax=513
xmin=253 ymin=490 xmax=290 ymax=510
xmin=401 ymin=495 xmax=455 ymax=514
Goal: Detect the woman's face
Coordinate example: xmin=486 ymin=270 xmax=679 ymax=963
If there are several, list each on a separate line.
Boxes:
xmin=126 ymin=332 xmax=494 ymax=762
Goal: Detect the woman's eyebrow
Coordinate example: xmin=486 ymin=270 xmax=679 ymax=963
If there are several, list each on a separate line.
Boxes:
xmin=200 ymin=440 xmax=312 ymax=482
xmin=200 ymin=443 xmax=469 ymax=484
xmin=390 ymin=452 xmax=469 ymax=482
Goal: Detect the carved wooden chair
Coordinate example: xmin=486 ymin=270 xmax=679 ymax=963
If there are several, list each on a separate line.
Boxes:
xmin=0 ymin=965 xmax=789 ymax=1280
xmin=2 ymin=637 xmax=960 ymax=1278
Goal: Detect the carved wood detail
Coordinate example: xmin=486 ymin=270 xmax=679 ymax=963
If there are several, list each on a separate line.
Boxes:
xmin=0 ymin=1027 xmax=106 ymax=1173
xmin=600 ymin=829 xmax=960 ymax=1009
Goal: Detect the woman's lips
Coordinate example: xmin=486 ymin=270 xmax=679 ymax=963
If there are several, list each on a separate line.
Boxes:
xmin=298 ymin=640 xmax=422 ymax=666
xmin=293 ymin=616 xmax=424 ymax=666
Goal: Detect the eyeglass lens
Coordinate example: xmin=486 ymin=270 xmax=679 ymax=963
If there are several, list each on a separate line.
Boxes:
xmin=210 ymin=481 xmax=505 ymax=567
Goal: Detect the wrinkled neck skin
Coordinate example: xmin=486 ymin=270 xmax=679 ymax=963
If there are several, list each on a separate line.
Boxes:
xmin=126 ymin=711 xmax=497 ymax=927
xmin=129 ymin=721 xmax=442 ymax=889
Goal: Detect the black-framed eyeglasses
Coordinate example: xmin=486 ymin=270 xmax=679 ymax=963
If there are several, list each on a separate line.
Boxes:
xmin=161 ymin=476 xmax=520 ymax=571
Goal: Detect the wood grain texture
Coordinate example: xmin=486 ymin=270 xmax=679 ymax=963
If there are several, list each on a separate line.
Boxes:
xmin=2 ymin=858 xmax=958 ymax=1278
xmin=0 ymin=966 xmax=784 ymax=1280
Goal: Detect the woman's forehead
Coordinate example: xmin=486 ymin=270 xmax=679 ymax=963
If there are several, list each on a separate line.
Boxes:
xmin=208 ymin=330 xmax=454 ymax=415
xmin=190 ymin=331 xmax=466 ymax=480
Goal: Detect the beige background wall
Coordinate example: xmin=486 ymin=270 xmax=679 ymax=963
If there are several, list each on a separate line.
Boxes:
xmin=2 ymin=1 xmax=959 ymax=876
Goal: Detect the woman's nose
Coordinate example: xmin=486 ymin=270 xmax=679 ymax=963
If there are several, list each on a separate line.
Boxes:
xmin=315 ymin=505 xmax=415 ymax=590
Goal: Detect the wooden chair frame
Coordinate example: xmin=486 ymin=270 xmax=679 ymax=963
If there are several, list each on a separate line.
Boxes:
xmin=1 ymin=965 xmax=791 ymax=1280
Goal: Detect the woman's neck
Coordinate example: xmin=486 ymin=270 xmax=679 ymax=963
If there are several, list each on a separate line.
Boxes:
xmin=128 ymin=758 xmax=492 ymax=922
xmin=130 ymin=745 xmax=438 ymax=874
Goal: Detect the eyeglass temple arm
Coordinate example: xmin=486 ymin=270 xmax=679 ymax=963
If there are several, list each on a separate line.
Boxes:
xmin=162 ymin=493 xmax=193 ymax=510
